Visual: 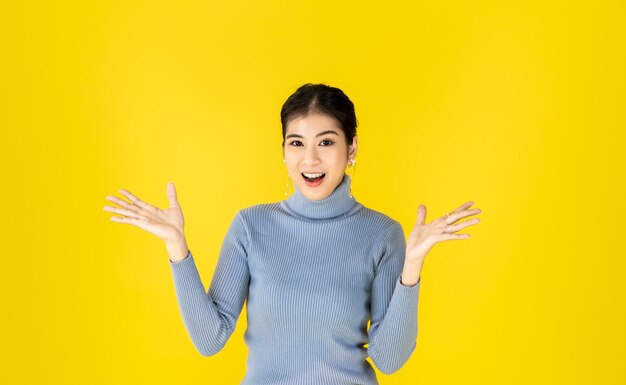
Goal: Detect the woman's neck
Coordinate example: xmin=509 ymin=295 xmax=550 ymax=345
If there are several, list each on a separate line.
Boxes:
xmin=281 ymin=174 xmax=358 ymax=220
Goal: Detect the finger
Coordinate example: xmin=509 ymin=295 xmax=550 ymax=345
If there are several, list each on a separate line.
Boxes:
xmin=441 ymin=232 xmax=471 ymax=240
xmin=119 ymin=189 xmax=156 ymax=213
xmin=105 ymin=195 xmax=142 ymax=215
xmin=110 ymin=215 xmax=147 ymax=230
xmin=103 ymin=205 xmax=150 ymax=220
xmin=167 ymin=182 xmax=180 ymax=210
xmin=452 ymin=200 xmax=474 ymax=214
xmin=106 ymin=194 xmax=132 ymax=208
xmin=444 ymin=217 xmax=480 ymax=233
xmin=110 ymin=215 xmax=137 ymax=224
xmin=446 ymin=205 xmax=481 ymax=223
xmin=416 ymin=204 xmax=426 ymax=226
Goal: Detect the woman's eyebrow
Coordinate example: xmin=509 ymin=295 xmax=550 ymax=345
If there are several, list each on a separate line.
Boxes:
xmin=285 ymin=130 xmax=339 ymax=139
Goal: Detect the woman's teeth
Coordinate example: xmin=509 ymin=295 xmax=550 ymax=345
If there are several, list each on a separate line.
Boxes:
xmin=302 ymin=172 xmax=326 ymax=182
xmin=303 ymin=172 xmax=325 ymax=178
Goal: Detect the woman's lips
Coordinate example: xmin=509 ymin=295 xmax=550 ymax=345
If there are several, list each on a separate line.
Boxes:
xmin=302 ymin=173 xmax=325 ymax=187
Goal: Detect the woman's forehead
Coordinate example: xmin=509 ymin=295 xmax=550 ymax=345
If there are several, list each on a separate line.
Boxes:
xmin=286 ymin=113 xmax=341 ymax=134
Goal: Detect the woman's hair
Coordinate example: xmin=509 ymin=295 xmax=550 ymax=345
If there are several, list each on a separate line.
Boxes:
xmin=280 ymin=83 xmax=358 ymax=148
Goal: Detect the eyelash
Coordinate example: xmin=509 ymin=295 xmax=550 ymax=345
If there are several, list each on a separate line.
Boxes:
xmin=288 ymin=140 xmax=334 ymax=147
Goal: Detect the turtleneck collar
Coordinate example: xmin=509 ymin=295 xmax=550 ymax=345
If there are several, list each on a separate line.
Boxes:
xmin=280 ymin=174 xmax=359 ymax=220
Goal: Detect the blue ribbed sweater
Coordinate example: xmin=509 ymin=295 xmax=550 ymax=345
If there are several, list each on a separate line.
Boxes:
xmin=169 ymin=174 xmax=421 ymax=384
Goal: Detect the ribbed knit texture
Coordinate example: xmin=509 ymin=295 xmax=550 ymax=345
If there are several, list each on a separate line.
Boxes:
xmin=169 ymin=174 xmax=421 ymax=384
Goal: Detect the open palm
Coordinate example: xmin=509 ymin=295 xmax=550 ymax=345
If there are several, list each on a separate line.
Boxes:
xmin=103 ymin=182 xmax=185 ymax=243
xmin=406 ymin=200 xmax=481 ymax=263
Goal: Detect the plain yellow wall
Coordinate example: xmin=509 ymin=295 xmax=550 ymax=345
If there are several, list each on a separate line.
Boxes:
xmin=1 ymin=0 xmax=624 ymax=384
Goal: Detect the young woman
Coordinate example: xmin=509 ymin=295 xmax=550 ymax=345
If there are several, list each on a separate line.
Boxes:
xmin=103 ymin=83 xmax=481 ymax=384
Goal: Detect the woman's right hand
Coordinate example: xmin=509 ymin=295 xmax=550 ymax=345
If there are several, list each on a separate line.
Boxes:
xmin=104 ymin=182 xmax=186 ymax=244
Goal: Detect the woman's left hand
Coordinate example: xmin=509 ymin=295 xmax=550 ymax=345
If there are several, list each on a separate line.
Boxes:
xmin=405 ymin=200 xmax=481 ymax=265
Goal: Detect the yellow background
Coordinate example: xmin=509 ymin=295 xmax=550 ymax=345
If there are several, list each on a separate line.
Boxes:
xmin=1 ymin=0 xmax=624 ymax=383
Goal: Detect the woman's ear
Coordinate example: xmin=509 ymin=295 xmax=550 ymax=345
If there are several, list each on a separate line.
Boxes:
xmin=348 ymin=135 xmax=358 ymax=159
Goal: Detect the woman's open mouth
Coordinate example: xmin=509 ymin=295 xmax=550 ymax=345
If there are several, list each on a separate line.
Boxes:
xmin=302 ymin=172 xmax=325 ymax=187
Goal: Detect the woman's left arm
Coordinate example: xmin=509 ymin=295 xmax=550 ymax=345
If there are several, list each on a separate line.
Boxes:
xmin=367 ymin=222 xmax=421 ymax=375
xmin=367 ymin=201 xmax=481 ymax=375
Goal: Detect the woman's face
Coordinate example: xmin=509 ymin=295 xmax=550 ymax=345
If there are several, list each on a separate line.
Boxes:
xmin=283 ymin=112 xmax=357 ymax=201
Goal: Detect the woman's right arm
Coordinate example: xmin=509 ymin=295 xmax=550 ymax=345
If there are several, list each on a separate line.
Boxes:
xmin=168 ymin=211 xmax=250 ymax=356
xmin=104 ymin=182 xmax=250 ymax=356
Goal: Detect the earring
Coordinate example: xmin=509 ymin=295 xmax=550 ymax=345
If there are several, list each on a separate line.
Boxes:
xmin=285 ymin=174 xmax=292 ymax=198
xmin=346 ymin=158 xmax=357 ymax=198
xmin=283 ymin=159 xmax=292 ymax=198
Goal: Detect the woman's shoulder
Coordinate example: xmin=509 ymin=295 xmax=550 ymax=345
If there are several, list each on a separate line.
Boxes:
xmin=235 ymin=202 xmax=283 ymax=219
xmin=357 ymin=203 xmax=402 ymax=229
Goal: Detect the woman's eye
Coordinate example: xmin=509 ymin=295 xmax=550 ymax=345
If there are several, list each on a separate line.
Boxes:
xmin=288 ymin=140 xmax=334 ymax=146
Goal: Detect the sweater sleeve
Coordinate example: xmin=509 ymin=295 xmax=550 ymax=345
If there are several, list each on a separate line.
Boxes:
xmin=367 ymin=221 xmax=421 ymax=374
xmin=168 ymin=211 xmax=250 ymax=356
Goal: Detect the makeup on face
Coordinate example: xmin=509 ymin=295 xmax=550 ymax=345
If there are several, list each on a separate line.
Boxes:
xmin=283 ymin=114 xmax=350 ymax=200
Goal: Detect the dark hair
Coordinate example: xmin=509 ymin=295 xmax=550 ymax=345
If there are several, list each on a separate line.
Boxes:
xmin=280 ymin=83 xmax=358 ymax=148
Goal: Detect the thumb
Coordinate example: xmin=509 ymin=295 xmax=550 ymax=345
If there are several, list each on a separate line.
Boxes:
xmin=416 ymin=204 xmax=426 ymax=226
xmin=167 ymin=182 xmax=180 ymax=209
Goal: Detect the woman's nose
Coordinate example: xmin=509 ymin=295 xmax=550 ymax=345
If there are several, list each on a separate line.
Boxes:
xmin=303 ymin=145 xmax=321 ymax=164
